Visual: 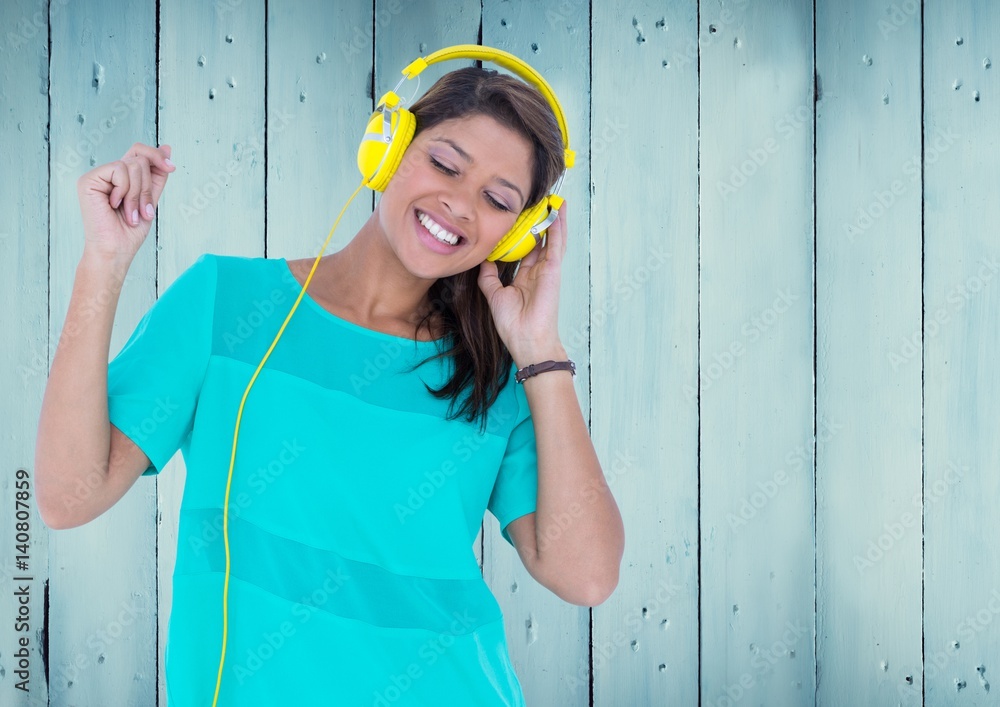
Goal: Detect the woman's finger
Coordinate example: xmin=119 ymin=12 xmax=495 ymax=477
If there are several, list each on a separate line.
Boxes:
xmin=136 ymin=156 xmax=154 ymax=221
xmin=149 ymin=145 xmax=175 ymax=204
xmin=104 ymin=160 xmax=130 ymax=210
xmin=122 ymin=157 xmax=144 ymax=226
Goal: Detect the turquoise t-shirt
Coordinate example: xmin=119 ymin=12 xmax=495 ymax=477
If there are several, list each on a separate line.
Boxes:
xmin=107 ymin=253 xmax=539 ymax=706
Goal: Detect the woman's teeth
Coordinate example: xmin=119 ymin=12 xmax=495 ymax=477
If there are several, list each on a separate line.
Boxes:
xmin=417 ymin=210 xmax=461 ymax=246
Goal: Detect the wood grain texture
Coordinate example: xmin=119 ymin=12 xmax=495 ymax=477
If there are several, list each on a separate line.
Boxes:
xmin=590 ymin=2 xmax=701 ymax=705
xmin=157 ymin=1 xmax=267 ymax=702
xmin=816 ymin=0 xmax=923 ymax=703
xmin=44 ymin=1 xmax=160 ymax=705
xmin=0 ymin=0 xmax=54 ymax=704
xmin=480 ymin=2 xmax=592 ymax=705
xmin=699 ymin=0 xmax=816 ymax=703
xmin=922 ymin=1 xmax=1000 ymax=704
xmin=5 ymin=1 xmax=1000 ymax=705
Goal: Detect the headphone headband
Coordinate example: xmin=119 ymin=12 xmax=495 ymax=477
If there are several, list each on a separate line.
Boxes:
xmin=398 ymin=44 xmax=575 ymax=170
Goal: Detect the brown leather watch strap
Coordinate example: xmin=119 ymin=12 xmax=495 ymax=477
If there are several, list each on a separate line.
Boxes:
xmin=515 ymin=359 xmax=576 ymax=384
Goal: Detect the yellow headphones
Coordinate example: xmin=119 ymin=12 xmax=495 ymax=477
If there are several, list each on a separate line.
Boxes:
xmin=210 ymin=45 xmax=573 ymax=705
xmin=357 ymin=43 xmax=576 ymax=261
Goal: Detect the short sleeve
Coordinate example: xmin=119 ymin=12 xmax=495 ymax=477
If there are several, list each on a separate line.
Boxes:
xmin=487 ymin=378 xmax=539 ymax=547
xmin=107 ymin=253 xmax=217 ymax=476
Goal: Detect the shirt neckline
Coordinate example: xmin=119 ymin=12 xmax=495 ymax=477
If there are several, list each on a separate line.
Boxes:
xmin=279 ymin=258 xmax=448 ymax=347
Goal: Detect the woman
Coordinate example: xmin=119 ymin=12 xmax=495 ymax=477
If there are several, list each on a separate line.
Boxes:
xmin=35 ymin=65 xmax=624 ymax=705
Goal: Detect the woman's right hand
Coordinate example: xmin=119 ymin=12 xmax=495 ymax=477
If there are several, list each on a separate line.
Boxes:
xmin=76 ymin=142 xmax=176 ymax=262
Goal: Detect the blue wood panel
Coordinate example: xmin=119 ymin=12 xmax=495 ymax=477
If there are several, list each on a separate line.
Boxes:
xmin=3 ymin=1 xmax=999 ymax=705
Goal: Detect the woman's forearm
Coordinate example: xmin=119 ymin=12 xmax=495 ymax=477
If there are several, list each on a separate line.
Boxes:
xmin=516 ymin=344 xmax=625 ymax=606
xmin=34 ymin=247 xmax=131 ymax=528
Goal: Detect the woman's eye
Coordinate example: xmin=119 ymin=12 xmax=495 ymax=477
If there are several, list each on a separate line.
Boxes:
xmin=430 ymin=157 xmax=457 ymax=176
xmin=430 ymin=156 xmax=510 ymax=212
xmin=485 ymin=194 xmax=510 ymax=212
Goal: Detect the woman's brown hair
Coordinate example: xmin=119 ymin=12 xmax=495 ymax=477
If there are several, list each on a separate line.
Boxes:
xmin=401 ymin=65 xmax=566 ymax=434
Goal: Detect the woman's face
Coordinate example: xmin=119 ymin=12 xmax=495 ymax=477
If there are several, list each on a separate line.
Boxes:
xmin=376 ymin=112 xmax=534 ymax=279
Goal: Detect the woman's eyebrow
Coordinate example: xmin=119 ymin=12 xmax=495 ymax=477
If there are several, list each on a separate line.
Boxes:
xmin=430 ymin=137 xmax=525 ymax=208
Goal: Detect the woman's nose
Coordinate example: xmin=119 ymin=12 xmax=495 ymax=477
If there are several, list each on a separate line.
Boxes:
xmin=439 ymin=192 xmax=474 ymax=223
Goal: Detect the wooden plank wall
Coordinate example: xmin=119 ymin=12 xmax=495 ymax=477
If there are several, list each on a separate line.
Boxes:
xmin=2 ymin=1 xmax=999 ymax=706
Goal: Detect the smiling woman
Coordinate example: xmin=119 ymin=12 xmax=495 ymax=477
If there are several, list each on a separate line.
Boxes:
xmin=32 ymin=45 xmax=623 ymax=707
xmin=374 ymin=66 xmax=569 ymax=430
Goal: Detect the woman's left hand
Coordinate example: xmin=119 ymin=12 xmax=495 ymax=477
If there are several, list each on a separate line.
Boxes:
xmin=477 ymin=200 xmax=568 ymax=367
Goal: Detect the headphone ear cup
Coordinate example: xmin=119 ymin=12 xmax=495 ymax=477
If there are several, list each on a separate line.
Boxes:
xmin=487 ymin=198 xmax=552 ymax=262
xmin=357 ymin=105 xmax=417 ymax=192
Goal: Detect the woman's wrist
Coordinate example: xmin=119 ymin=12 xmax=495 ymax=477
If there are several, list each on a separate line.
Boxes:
xmin=511 ymin=342 xmax=569 ymax=371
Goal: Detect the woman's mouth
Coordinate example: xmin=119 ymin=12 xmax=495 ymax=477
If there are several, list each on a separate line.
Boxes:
xmin=414 ymin=208 xmax=465 ymax=253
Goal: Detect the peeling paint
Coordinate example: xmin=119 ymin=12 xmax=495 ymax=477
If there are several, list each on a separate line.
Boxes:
xmin=632 ymin=17 xmax=645 ymax=44
xmin=525 ymin=613 xmax=537 ymax=646
xmin=92 ymin=62 xmax=105 ymax=92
